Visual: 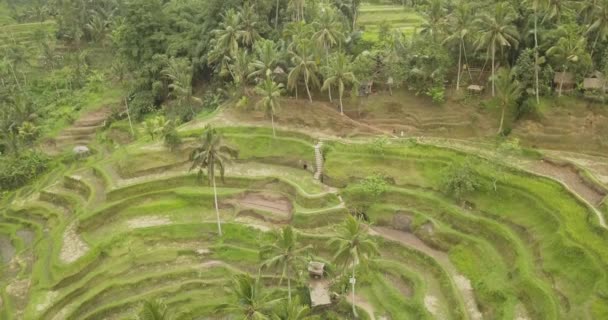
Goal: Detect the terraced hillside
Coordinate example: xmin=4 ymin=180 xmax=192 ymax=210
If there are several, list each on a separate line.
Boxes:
xmin=1 ymin=105 xmax=608 ymax=319
xmin=0 ymin=20 xmax=57 ymax=51
xmin=359 ymin=3 xmax=424 ymax=42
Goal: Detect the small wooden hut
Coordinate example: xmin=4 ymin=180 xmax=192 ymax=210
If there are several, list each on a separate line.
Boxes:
xmin=358 ymin=80 xmax=373 ymax=97
xmin=467 ymin=84 xmax=484 ymax=94
xmin=553 ymin=72 xmax=575 ymax=93
xmin=583 ymin=71 xmax=606 ymax=92
xmin=308 ymin=262 xmax=331 ymax=308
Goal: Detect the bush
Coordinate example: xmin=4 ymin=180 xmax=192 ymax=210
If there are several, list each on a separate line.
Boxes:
xmin=0 ymin=151 xmax=49 ymax=191
xmin=439 ymin=160 xmax=482 ymax=199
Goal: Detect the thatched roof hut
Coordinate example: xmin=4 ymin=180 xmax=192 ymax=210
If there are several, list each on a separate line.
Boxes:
xmin=554 ymin=72 xmax=575 ymax=92
xmin=467 ymin=84 xmax=484 ymax=93
xmin=583 ymin=72 xmax=606 ymax=91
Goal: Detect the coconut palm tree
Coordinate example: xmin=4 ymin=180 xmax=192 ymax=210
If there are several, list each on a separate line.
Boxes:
xmin=209 ymin=9 xmax=241 ymax=67
xmin=249 ymin=39 xmax=280 ymax=81
xmin=475 ymin=3 xmax=520 ymax=96
xmin=228 ymin=49 xmax=252 ymax=95
xmin=189 ymin=126 xmax=238 ymax=237
xmin=328 ymin=215 xmax=379 ymax=318
xmin=313 ymin=8 xmax=344 ymax=102
xmin=493 ymin=68 xmax=522 ymax=135
xmin=136 ymin=300 xmax=171 ymax=320
xmin=260 ymin=226 xmax=311 ymax=302
xmin=322 ymin=53 xmax=357 ymax=115
xmin=255 ymin=76 xmax=284 ymax=137
xmin=163 ymin=57 xmax=200 ymax=118
xmin=238 ymin=4 xmax=261 ymax=48
xmin=584 ymin=0 xmax=608 ymax=57
xmin=226 ymin=274 xmax=275 ymax=320
xmin=288 ymin=39 xmax=320 ymax=103
xmin=443 ymin=1 xmax=475 ymax=90
xmin=525 ymin=0 xmax=546 ymax=104
xmin=547 ymin=27 xmax=590 ymax=97
xmin=419 ymin=0 xmax=447 ymax=43
xmin=271 ymin=297 xmax=311 ymax=320
xmin=289 ymin=0 xmax=305 ymax=22
xmin=283 ymin=21 xmax=313 ymax=51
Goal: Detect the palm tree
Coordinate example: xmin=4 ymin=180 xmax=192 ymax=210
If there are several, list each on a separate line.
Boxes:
xmin=228 ymin=49 xmax=252 ymax=94
xmin=443 ymin=1 xmax=475 ymax=90
xmin=288 ymin=40 xmax=320 ymax=103
xmin=260 ymin=226 xmax=311 ymax=302
xmin=584 ymin=1 xmax=608 ymax=57
xmin=547 ymin=27 xmax=590 ymax=97
xmin=163 ymin=57 xmax=201 ymax=117
xmin=475 ymin=3 xmax=520 ymax=96
xmin=493 ymin=68 xmax=522 ymax=135
xmin=419 ymin=0 xmax=447 ymax=43
xmin=227 ymin=274 xmax=274 ymax=320
xmin=189 ymin=127 xmax=238 ymax=237
xmin=271 ymin=297 xmax=311 ymax=320
xmin=249 ymin=39 xmax=280 ymax=81
xmin=283 ymin=21 xmax=313 ymax=51
xmin=322 ymin=53 xmax=357 ymax=115
xmin=525 ymin=0 xmax=546 ymax=104
xmin=238 ymin=4 xmax=261 ymax=48
xmin=209 ymin=9 xmax=241 ymax=68
xmin=313 ymin=9 xmax=344 ymax=102
xmin=328 ymin=215 xmax=379 ymax=318
xmin=289 ymin=0 xmax=305 ymax=22
xmin=136 ymin=300 xmax=171 ymax=320
xmin=255 ymin=76 xmax=284 ymax=137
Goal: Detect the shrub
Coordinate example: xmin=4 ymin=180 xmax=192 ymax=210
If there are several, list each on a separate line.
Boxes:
xmin=439 ymin=160 xmax=482 ymax=199
xmin=0 ymin=151 xmax=49 ymax=191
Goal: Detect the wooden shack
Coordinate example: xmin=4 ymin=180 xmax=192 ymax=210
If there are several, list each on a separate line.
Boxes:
xmin=583 ymin=72 xmax=606 ymax=92
xmin=308 ymin=261 xmax=331 ymax=308
xmin=554 ymin=72 xmax=575 ymax=94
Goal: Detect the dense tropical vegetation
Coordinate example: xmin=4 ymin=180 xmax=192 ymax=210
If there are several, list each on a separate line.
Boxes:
xmin=1 ymin=0 xmax=608 ymax=319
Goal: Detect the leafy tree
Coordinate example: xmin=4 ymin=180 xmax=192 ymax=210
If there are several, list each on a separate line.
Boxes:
xmin=208 ymin=9 xmax=241 ymax=72
xmin=440 ymin=160 xmax=482 ymax=199
xmin=328 ymin=215 xmax=379 ymax=318
xmin=547 ymin=25 xmax=592 ymax=96
xmin=135 ymin=300 xmax=172 ymax=320
xmin=419 ymin=0 xmax=447 ymax=43
xmin=228 ymin=49 xmax=252 ymax=95
xmin=239 ymin=4 xmax=262 ymax=48
xmin=288 ymin=40 xmax=320 ymax=103
xmin=271 ymin=297 xmax=311 ymax=320
xmin=189 ymin=126 xmax=238 ymax=237
xmin=313 ymin=8 xmax=344 ymax=101
xmin=475 ymin=3 xmax=520 ymax=96
xmin=493 ymin=68 xmax=522 ymax=135
xmin=283 ymin=21 xmax=313 ymax=50
xmin=225 ymin=274 xmax=275 ymax=320
xmin=322 ymin=53 xmax=356 ymax=114
xmin=162 ymin=57 xmax=200 ymax=120
xmin=444 ymin=1 xmax=475 ymax=90
xmin=260 ymin=226 xmax=311 ymax=302
xmin=585 ymin=1 xmax=608 ymax=56
xmin=255 ymin=76 xmax=284 ymax=137
xmin=249 ymin=39 xmax=281 ymax=81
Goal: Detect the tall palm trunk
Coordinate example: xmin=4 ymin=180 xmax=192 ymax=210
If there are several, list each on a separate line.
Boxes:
xmin=271 ymin=112 xmax=276 ymax=137
xmin=351 ymin=263 xmax=357 ymax=317
xmin=498 ymin=104 xmax=506 ymax=135
xmin=275 ymin=0 xmax=279 ymax=29
xmin=456 ymin=40 xmax=462 ymax=90
xmin=491 ymin=42 xmax=496 ymax=97
xmin=326 ymin=45 xmax=333 ymax=102
xmin=534 ymin=9 xmax=540 ymax=104
xmin=212 ymin=175 xmax=223 ymax=236
xmin=339 ymin=91 xmax=344 ymax=114
xmin=304 ymin=74 xmax=313 ymax=103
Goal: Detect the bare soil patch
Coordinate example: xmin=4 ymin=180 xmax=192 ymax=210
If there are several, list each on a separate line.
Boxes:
xmin=126 ymin=216 xmax=171 ymax=229
xmin=0 ymin=235 xmax=15 ymax=264
xmin=231 ymin=192 xmax=293 ymax=222
xmin=528 ymin=160 xmax=606 ymax=205
xmin=60 ymin=223 xmax=89 ymax=264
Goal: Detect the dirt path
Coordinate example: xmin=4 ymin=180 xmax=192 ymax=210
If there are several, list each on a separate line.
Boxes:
xmin=372 ymin=227 xmax=483 ymax=320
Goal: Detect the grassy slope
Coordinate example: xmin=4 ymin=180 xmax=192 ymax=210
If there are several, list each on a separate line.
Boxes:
xmin=358 ymin=3 xmax=424 ymax=42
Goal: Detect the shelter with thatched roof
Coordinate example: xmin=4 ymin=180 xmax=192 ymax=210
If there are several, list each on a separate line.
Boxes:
xmin=467 ymin=84 xmax=484 ymax=94
xmin=553 ymin=72 xmax=575 ymax=93
xmin=358 ymin=80 xmax=373 ymax=97
xmin=583 ymin=71 xmax=606 ymax=92
xmin=308 ymin=261 xmax=331 ymax=308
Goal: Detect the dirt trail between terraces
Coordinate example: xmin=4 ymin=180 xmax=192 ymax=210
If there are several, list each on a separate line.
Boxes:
xmin=372 ymin=227 xmax=483 ymax=320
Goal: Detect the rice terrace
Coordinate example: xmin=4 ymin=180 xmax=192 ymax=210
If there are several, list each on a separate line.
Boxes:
xmin=1 ymin=0 xmax=608 ymax=319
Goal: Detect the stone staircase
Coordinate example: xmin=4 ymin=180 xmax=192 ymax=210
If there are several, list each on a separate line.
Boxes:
xmin=314 ymin=141 xmax=323 ymax=180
